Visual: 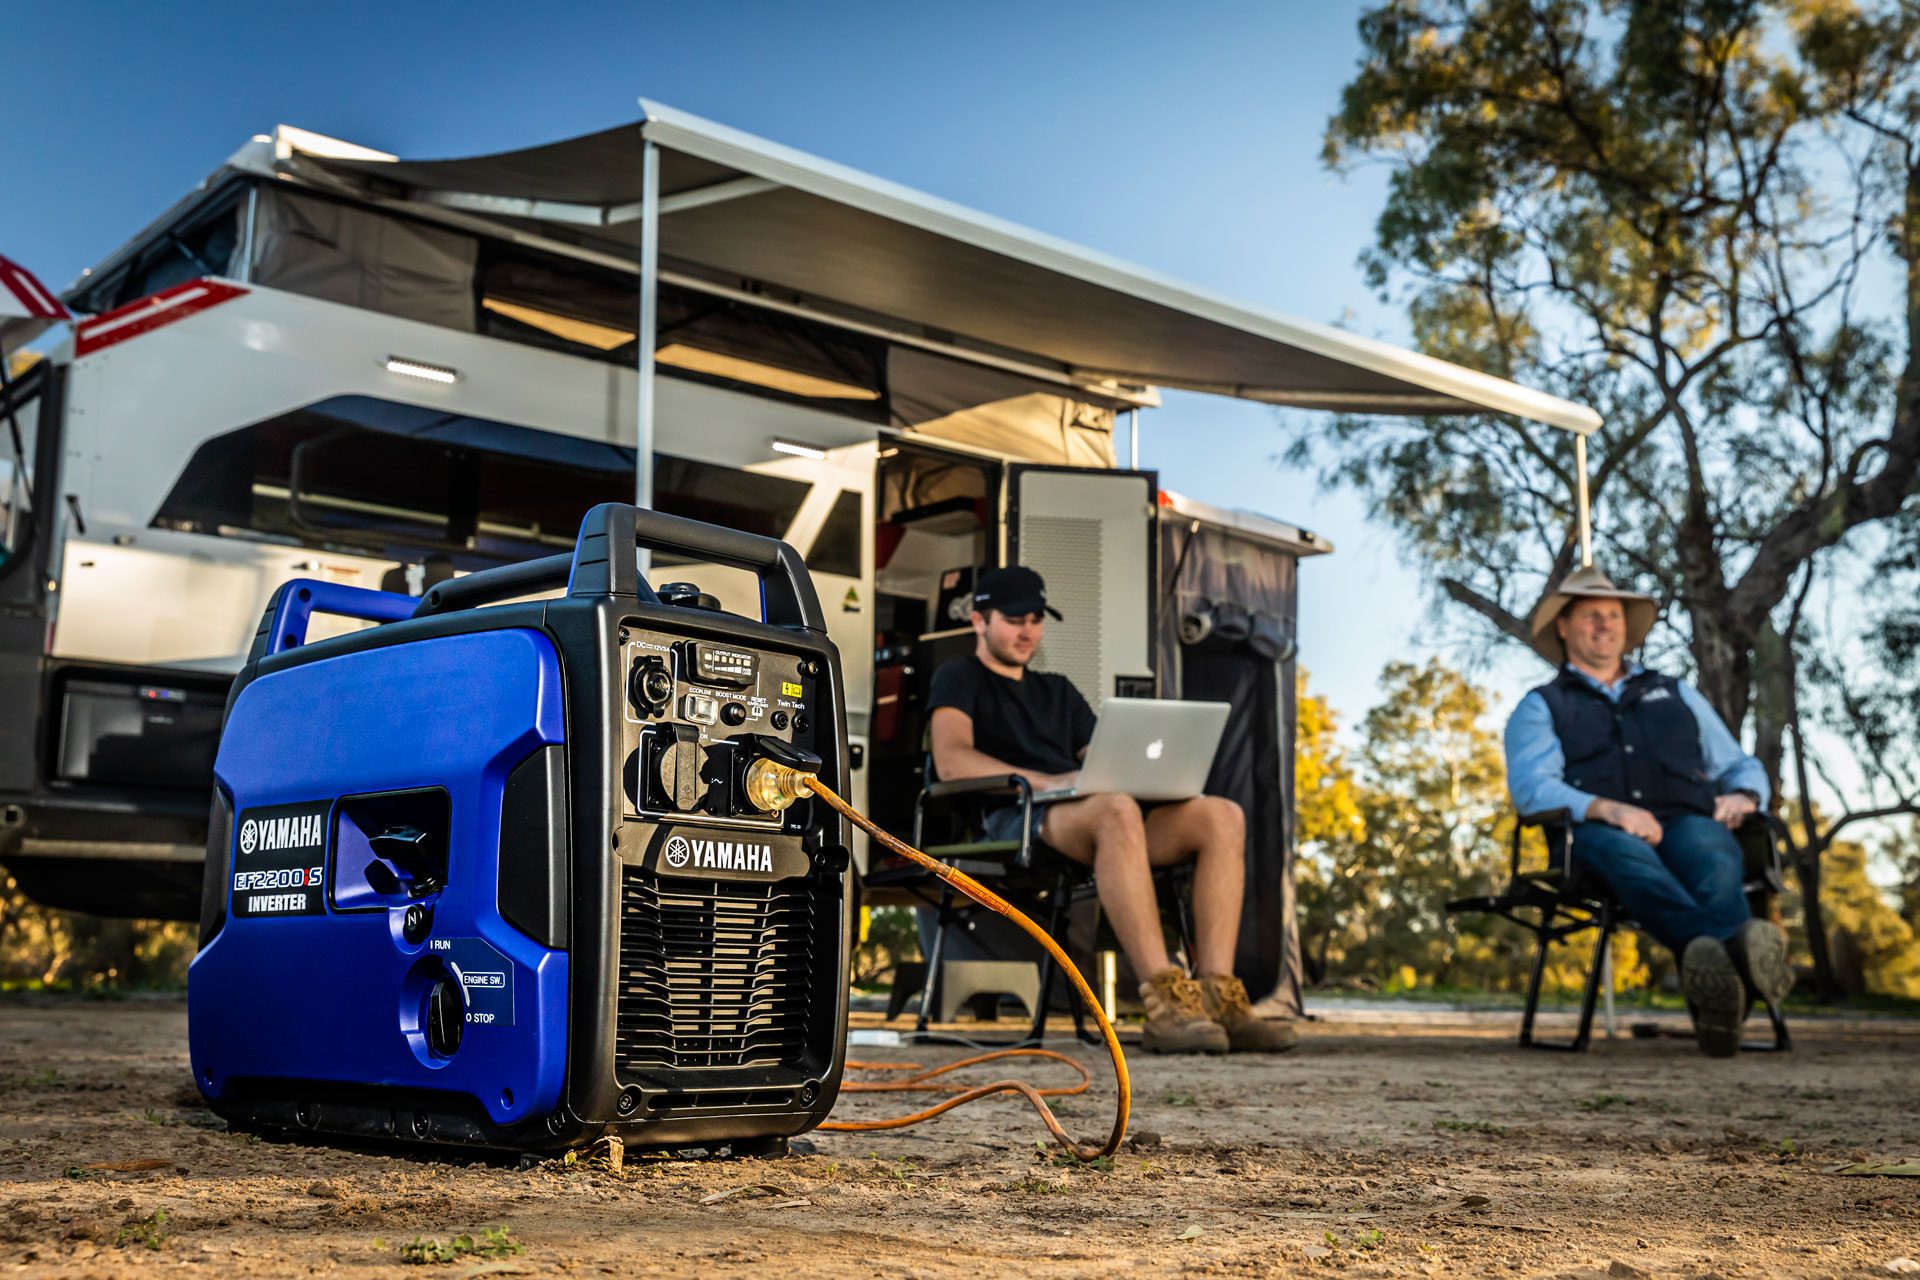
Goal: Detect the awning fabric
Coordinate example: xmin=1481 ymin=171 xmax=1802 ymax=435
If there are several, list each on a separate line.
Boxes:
xmin=284 ymin=102 xmax=1601 ymax=435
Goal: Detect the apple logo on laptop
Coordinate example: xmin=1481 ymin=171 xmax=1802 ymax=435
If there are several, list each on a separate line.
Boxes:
xmin=1145 ymin=738 xmax=1165 ymax=760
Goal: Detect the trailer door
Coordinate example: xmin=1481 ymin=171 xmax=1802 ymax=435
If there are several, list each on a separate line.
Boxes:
xmin=1007 ymin=465 xmax=1156 ymax=711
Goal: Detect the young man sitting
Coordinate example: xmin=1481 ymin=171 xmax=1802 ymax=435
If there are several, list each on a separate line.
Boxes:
xmin=926 ymin=565 xmax=1294 ymax=1054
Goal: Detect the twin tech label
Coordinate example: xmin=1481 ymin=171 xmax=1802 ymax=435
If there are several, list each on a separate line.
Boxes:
xmin=644 ymin=825 xmax=810 ymax=882
xmin=231 ymin=800 xmax=331 ymax=918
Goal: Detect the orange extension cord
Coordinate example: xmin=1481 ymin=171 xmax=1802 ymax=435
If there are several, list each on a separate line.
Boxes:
xmin=799 ymin=776 xmax=1130 ymax=1162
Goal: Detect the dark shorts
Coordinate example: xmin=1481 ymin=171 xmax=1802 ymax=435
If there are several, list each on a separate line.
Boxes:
xmin=982 ymin=802 xmax=1049 ymax=848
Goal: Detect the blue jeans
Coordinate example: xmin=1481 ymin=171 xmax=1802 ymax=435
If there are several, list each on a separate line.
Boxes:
xmin=1570 ymin=814 xmax=1750 ymax=955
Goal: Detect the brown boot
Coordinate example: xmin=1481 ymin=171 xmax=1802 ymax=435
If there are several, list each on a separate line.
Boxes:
xmin=1198 ymin=973 xmax=1299 ymax=1053
xmin=1138 ymin=968 xmax=1229 ymax=1055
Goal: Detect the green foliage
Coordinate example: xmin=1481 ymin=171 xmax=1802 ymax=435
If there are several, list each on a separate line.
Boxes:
xmin=397 ymin=1226 xmax=523 ymax=1265
xmin=1778 ymin=820 xmax=1920 ymax=998
xmin=1433 ymin=1118 xmax=1509 ymax=1135
xmin=1311 ymin=0 xmax=1920 ymax=758
xmin=1576 ymin=1093 xmax=1628 ymax=1112
xmin=1312 ymin=0 xmax=1920 ymax=998
xmin=1294 ymin=670 xmax=1366 ymax=855
xmin=0 ymin=868 xmax=195 ymax=991
xmin=116 ymin=1209 xmax=167 ymax=1251
xmin=852 ymin=905 xmax=920 ymax=987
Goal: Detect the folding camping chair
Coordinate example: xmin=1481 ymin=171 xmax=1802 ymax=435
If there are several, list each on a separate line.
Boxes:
xmin=1445 ymin=809 xmax=1792 ymax=1052
xmin=863 ymin=769 xmax=1197 ymax=1046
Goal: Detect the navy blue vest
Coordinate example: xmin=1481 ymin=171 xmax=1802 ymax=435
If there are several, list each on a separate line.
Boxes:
xmin=1533 ymin=667 xmax=1716 ymax=819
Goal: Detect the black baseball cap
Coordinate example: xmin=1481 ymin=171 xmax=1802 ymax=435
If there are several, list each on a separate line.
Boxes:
xmin=972 ymin=566 xmax=1063 ymax=620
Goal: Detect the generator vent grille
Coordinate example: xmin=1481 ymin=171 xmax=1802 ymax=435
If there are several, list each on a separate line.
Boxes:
xmin=616 ymin=872 xmax=818 ymax=1071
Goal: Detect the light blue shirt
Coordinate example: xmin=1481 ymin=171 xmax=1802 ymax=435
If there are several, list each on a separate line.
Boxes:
xmin=1504 ymin=663 xmax=1769 ymax=821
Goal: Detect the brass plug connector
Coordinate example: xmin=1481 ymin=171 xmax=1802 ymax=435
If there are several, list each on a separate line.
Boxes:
xmin=742 ymin=757 xmax=815 ymax=813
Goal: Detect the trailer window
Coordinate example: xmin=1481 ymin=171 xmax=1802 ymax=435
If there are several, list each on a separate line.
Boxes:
xmin=151 ymin=406 xmax=813 ymax=566
xmin=0 ymin=359 xmax=44 ymax=572
xmin=74 ymin=192 xmax=244 ymax=314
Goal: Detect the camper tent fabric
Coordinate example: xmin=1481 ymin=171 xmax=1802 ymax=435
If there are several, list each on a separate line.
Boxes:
xmin=251 ymin=190 xmax=478 ymax=332
xmin=1157 ymin=517 xmax=1305 ymax=1017
xmin=888 ymin=348 xmax=1116 ymax=467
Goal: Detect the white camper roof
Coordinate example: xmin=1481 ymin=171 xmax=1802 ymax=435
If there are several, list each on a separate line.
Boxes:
xmin=246 ymin=101 xmax=1599 ymax=436
xmin=1160 ymin=491 xmax=1333 ymax=559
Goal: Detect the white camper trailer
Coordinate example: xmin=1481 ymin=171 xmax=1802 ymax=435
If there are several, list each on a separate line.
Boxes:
xmin=0 ymin=104 xmax=1598 ymax=987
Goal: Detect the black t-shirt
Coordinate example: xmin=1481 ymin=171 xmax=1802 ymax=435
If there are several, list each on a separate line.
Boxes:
xmin=926 ymin=656 xmax=1095 ymax=778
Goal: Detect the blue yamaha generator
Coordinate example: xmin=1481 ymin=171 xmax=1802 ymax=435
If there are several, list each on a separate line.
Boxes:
xmin=188 ymin=504 xmax=851 ymax=1156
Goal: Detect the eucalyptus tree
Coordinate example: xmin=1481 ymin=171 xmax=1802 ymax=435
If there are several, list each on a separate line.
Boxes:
xmin=1315 ymin=0 xmax=1920 ymax=751
xmin=1313 ymin=0 xmax=1920 ymax=990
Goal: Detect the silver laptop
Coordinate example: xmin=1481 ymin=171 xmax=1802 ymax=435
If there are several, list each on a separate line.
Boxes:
xmin=1033 ymin=698 xmax=1232 ymax=803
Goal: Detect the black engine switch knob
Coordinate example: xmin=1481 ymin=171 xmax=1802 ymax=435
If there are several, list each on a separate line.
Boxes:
xmin=426 ymin=976 xmax=464 ymax=1057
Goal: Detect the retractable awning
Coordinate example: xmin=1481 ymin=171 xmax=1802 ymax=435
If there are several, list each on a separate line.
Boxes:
xmin=278 ymin=101 xmax=1601 ymax=436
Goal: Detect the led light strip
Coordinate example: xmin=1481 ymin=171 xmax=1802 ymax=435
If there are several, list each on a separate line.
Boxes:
xmin=383 ymin=356 xmax=460 ymax=384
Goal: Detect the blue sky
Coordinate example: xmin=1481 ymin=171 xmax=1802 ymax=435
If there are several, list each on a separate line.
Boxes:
xmin=0 ymin=0 xmax=1540 ymax=732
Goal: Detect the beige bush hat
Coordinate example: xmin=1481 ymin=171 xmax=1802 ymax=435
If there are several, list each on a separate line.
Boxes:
xmin=1528 ymin=565 xmax=1657 ymax=665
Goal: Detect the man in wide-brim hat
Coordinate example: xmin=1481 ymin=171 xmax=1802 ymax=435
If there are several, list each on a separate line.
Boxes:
xmin=1503 ymin=565 xmax=1792 ymax=1057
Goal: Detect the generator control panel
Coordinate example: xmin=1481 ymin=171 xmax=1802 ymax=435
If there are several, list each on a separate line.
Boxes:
xmin=620 ymin=629 xmax=819 ymax=828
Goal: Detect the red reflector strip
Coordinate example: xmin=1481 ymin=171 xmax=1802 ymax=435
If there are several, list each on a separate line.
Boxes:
xmin=0 ymin=254 xmax=70 ymax=321
xmin=75 ymin=279 xmax=248 ymax=357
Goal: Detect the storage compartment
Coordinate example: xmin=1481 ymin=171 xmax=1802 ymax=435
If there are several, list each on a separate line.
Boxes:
xmin=55 ymin=676 xmax=225 ymax=789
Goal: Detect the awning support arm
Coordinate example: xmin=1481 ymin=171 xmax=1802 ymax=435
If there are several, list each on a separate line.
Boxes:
xmin=647 ymin=176 xmax=779 ymax=218
xmin=409 ymin=175 xmax=778 ymax=228
xmin=635 ymin=137 xmax=660 ymax=573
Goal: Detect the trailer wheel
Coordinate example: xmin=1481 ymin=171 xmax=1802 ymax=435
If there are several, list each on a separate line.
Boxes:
xmin=3 ymin=856 xmax=202 ymax=921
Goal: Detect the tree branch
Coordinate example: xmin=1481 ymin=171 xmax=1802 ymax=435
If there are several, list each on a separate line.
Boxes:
xmin=1438 ymin=576 xmax=1534 ymax=647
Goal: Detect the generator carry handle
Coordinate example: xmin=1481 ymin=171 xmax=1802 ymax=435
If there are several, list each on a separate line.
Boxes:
xmin=413 ymin=504 xmax=827 ymax=633
xmin=568 ymin=503 xmax=825 ymax=631
xmin=411 ymin=554 xmax=574 ymax=619
xmin=258 ymin=579 xmax=422 ymax=658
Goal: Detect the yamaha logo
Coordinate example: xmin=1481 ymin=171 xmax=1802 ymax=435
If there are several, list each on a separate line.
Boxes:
xmin=657 ymin=833 xmax=777 ymax=875
xmin=236 ymin=812 xmax=325 ymax=855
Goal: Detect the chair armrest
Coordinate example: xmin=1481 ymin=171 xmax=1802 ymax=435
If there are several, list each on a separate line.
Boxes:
xmin=913 ymin=775 xmax=1038 ymax=866
xmin=1517 ymin=808 xmax=1572 ymax=829
xmin=922 ymin=774 xmax=1033 ymax=802
xmin=1734 ymin=810 xmax=1791 ymax=892
xmin=1509 ymin=808 xmax=1574 ymax=883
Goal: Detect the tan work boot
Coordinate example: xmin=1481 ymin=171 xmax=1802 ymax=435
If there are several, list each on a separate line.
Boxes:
xmin=1138 ymin=968 xmax=1229 ymax=1055
xmin=1198 ymin=973 xmax=1299 ymax=1053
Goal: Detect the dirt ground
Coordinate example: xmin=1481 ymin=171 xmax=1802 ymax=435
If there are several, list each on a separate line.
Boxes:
xmin=2 ymin=997 xmax=1917 ymax=1278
